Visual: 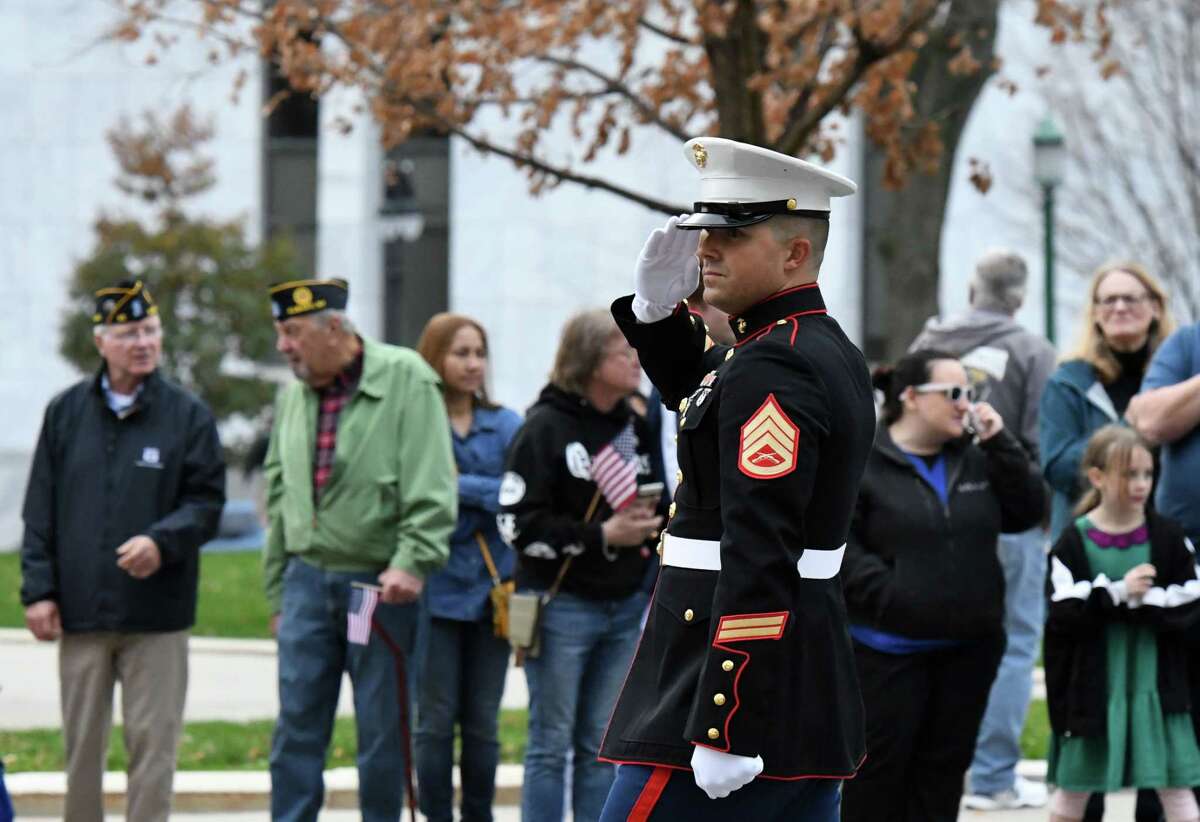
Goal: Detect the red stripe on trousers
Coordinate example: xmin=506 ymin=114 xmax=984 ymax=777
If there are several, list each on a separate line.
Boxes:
xmin=628 ymin=766 xmax=672 ymax=821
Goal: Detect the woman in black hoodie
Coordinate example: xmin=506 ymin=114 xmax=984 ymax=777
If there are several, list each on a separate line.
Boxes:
xmin=499 ymin=308 xmax=663 ymax=822
xmin=840 ymin=349 xmax=1045 ymax=822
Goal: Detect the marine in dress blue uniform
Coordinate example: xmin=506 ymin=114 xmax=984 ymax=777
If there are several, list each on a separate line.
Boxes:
xmin=598 ymin=138 xmax=876 ymax=821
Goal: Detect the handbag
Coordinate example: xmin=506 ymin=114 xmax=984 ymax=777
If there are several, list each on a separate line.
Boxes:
xmin=474 ymin=531 xmax=515 ymax=640
xmin=507 ymin=488 xmax=603 ymax=665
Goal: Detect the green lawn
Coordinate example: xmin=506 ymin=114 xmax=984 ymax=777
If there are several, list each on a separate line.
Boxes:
xmin=0 ymin=550 xmax=1055 ymax=771
xmin=0 ymin=551 xmax=271 ymax=638
xmin=1 ymin=701 xmax=1045 ymax=774
xmin=1 ymin=709 xmax=530 ymax=773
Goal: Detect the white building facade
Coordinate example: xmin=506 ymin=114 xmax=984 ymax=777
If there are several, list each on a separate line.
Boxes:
xmin=2 ymin=0 xmax=1078 ymax=548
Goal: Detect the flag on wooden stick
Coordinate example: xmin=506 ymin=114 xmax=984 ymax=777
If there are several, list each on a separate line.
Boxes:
xmin=348 ymin=583 xmax=380 ymax=645
xmin=591 ymin=422 xmax=640 ymax=511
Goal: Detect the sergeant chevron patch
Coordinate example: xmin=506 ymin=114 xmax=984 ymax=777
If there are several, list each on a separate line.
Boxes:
xmin=738 ymin=394 xmax=798 ymax=479
xmin=714 ymin=611 xmax=789 ymax=643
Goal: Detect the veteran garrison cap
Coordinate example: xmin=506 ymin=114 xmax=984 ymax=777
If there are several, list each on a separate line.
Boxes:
xmin=93 ymin=279 xmax=158 ymax=325
xmin=678 ymin=137 xmax=857 ymax=230
xmin=269 ymin=278 xmax=349 ymax=320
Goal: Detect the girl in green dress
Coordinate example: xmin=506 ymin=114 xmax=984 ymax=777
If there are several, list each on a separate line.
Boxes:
xmin=1045 ymin=425 xmax=1200 ymax=821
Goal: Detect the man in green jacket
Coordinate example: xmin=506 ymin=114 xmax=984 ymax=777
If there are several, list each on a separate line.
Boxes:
xmin=263 ymin=277 xmax=457 ymax=822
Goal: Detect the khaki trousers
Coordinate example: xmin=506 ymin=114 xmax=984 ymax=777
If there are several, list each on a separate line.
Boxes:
xmin=59 ymin=630 xmax=188 ymax=822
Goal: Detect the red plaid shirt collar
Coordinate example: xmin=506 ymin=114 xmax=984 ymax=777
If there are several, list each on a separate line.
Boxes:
xmin=312 ymin=348 xmax=364 ymax=501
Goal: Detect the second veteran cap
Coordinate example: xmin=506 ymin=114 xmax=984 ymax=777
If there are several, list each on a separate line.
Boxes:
xmin=269 ymin=278 xmax=349 ymax=320
xmin=678 ymin=137 xmax=857 ymax=230
xmin=93 ymin=279 xmax=158 ymax=325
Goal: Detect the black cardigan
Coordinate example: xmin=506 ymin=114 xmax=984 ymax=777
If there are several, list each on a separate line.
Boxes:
xmin=1044 ymin=509 xmax=1200 ymax=738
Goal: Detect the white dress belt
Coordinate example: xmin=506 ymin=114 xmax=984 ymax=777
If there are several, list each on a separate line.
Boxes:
xmin=660 ymin=533 xmax=846 ymax=579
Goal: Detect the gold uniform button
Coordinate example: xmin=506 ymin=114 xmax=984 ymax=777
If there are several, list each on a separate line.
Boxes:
xmin=684 ymin=608 xmax=695 ymax=622
xmin=725 ymin=348 xmax=735 ymax=361
xmin=656 ymin=542 xmax=663 ymax=557
xmin=713 ymin=693 xmax=726 ymax=706
xmin=776 ymin=319 xmax=787 ymax=325
xmin=722 ymin=660 xmax=735 ymax=672
xmin=675 ymin=469 xmax=683 ymax=485
xmin=707 ymin=728 xmax=720 ymax=740
xmin=678 ymin=398 xmax=689 ymax=413
xmin=736 ymin=318 xmax=746 ymax=333
xmin=668 ymin=502 xmax=677 ymax=517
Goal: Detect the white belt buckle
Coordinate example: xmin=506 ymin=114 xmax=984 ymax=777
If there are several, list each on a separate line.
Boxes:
xmin=796 ymin=544 xmax=846 ymax=579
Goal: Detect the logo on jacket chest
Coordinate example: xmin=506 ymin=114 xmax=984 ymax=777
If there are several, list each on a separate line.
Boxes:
xmin=136 ymin=446 xmax=163 ymax=469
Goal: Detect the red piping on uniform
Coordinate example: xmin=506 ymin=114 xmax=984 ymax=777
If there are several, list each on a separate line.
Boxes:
xmin=596 ymin=753 xmax=866 ymax=782
xmin=789 ymin=317 xmax=800 ymax=346
xmin=597 ymin=755 xmax=693 ymax=773
xmin=733 ymin=308 xmax=828 ymax=347
xmin=711 ymin=644 xmax=749 ymax=751
xmin=628 ymin=766 xmax=672 ymax=821
xmin=743 ymin=283 xmax=819 ymax=312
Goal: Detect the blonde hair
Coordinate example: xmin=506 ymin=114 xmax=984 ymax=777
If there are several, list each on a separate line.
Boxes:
xmin=1064 ymin=261 xmax=1174 ymax=383
xmin=1073 ymin=425 xmax=1154 ymax=516
xmin=550 ymin=308 xmax=621 ymax=396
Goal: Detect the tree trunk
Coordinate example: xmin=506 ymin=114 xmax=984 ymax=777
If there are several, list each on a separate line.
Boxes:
xmin=861 ymin=0 xmax=1001 ymax=363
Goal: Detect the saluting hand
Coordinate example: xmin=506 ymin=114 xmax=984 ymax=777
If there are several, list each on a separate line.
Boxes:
xmin=632 ymin=215 xmax=701 ymax=323
xmin=116 ymin=535 xmax=162 ymax=579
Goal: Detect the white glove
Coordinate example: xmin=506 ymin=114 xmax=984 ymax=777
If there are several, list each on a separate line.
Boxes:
xmin=631 ymin=215 xmax=701 ymax=323
xmin=690 ymin=744 xmax=764 ymax=800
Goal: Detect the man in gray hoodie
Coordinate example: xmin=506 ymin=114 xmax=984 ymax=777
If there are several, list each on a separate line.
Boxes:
xmin=910 ymin=248 xmax=1057 ymax=811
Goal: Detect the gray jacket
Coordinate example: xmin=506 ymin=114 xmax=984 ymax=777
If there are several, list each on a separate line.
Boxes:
xmin=910 ymin=309 xmax=1057 ymax=457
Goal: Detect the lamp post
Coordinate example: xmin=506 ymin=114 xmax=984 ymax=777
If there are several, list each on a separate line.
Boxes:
xmin=378 ymin=157 xmax=425 ymax=243
xmin=1033 ymin=116 xmax=1066 ymax=344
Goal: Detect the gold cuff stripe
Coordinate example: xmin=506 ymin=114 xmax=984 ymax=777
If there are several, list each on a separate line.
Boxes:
xmin=719 ymin=616 xmax=786 ymax=630
xmin=268 ymin=277 xmax=348 ymax=292
xmin=716 ymin=626 xmax=784 ymax=640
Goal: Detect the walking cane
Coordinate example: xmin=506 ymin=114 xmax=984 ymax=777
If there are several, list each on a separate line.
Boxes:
xmin=371 ymin=618 xmax=419 ymax=822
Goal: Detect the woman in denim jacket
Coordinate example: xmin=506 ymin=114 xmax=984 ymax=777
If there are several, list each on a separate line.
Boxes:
xmin=415 ymin=313 xmax=522 ymax=822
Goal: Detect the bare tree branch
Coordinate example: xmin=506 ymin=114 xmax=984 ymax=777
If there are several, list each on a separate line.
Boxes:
xmin=534 ymin=55 xmax=690 ymax=141
xmin=774 ymin=0 xmax=943 ymax=157
xmin=638 ymin=15 xmax=690 ymax=46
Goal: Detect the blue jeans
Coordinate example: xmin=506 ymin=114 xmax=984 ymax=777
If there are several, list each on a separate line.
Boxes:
xmin=0 ymin=761 xmax=13 ymax=822
xmin=968 ymin=527 xmax=1047 ymax=795
xmin=270 ymin=558 xmax=419 ymax=822
xmin=600 ymin=764 xmax=841 ymax=822
xmin=521 ymin=590 xmax=648 ymax=822
xmin=414 ymin=614 xmax=512 ymax=822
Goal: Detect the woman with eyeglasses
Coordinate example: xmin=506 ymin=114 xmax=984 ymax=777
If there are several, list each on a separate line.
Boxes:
xmin=1040 ymin=262 xmax=1174 ymax=543
xmin=840 ymin=349 xmax=1045 ymax=822
xmin=1039 ymin=264 xmax=1176 ymax=822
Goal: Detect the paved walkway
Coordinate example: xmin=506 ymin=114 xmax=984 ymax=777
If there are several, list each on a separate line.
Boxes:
xmin=0 ymin=628 xmax=529 ymax=729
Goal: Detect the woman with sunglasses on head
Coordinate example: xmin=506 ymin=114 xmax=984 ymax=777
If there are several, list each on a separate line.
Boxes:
xmin=840 ymin=349 xmax=1045 ymax=822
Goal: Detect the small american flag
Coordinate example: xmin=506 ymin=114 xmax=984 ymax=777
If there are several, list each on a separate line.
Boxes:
xmin=591 ymin=422 xmax=640 ymax=512
xmin=347 ymin=584 xmax=379 ymax=645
